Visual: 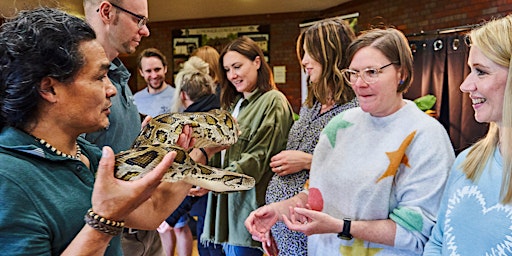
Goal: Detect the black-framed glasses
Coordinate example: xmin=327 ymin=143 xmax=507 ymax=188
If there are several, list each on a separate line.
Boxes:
xmin=341 ymin=62 xmax=398 ymax=86
xmin=109 ymin=2 xmax=148 ymax=28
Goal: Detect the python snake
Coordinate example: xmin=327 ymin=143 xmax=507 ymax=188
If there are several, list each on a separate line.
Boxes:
xmin=114 ymin=109 xmax=255 ymax=192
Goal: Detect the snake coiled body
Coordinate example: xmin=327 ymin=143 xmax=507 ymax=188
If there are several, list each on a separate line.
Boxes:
xmin=114 ymin=109 xmax=255 ymax=192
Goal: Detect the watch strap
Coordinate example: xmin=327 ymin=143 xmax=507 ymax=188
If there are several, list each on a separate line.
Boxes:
xmin=337 ymin=218 xmax=353 ymax=240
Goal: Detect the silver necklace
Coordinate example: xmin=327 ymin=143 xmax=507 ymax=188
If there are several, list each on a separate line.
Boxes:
xmin=36 ymin=138 xmax=81 ymax=160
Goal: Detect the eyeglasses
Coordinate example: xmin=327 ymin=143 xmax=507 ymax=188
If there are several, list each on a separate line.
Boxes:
xmin=341 ymin=62 xmax=397 ymax=86
xmin=109 ymin=2 xmax=148 ymax=28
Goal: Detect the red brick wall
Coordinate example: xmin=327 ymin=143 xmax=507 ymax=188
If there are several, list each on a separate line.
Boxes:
xmin=125 ymin=12 xmax=313 ymax=112
xmin=122 ymin=0 xmax=512 ymax=113
xmin=324 ymin=0 xmax=512 ymax=35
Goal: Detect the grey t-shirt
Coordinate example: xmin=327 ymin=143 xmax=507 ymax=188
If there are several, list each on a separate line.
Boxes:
xmin=133 ymin=84 xmax=176 ymax=117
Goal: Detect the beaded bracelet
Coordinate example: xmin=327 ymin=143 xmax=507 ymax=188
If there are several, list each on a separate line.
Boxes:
xmin=84 ymin=208 xmax=125 ymax=236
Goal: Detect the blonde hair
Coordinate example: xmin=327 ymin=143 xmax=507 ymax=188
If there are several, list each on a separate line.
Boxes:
xmin=172 ymin=56 xmax=215 ymax=112
xmin=461 ymin=14 xmax=512 ymax=203
xmin=192 ymin=46 xmax=221 ymax=84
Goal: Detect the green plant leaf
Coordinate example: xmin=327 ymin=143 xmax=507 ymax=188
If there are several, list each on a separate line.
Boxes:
xmin=414 ymin=94 xmax=436 ymax=111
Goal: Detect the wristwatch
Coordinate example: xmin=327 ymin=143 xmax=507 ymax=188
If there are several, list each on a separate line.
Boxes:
xmin=337 ymin=218 xmax=353 ymax=240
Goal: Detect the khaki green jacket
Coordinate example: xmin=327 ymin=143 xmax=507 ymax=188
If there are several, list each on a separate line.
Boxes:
xmin=201 ymin=89 xmax=294 ymax=249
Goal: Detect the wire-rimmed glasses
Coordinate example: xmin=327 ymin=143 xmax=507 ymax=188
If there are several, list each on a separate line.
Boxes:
xmin=109 ymin=2 xmax=148 ymax=28
xmin=341 ymin=62 xmax=398 ymax=86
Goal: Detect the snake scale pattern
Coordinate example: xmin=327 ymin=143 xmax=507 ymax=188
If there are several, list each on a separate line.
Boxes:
xmin=114 ymin=109 xmax=255 ymax=192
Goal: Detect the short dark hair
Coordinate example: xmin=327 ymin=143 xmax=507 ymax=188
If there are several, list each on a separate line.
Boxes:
xmin=137 ymin=48 xmax=168 ymax=70
xmin=346 ymin=28 xmax=413 ymax=93
xmin=0 ymin=8 xmax=96 ymax=129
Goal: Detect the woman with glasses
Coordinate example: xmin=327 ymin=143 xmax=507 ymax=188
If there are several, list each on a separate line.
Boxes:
xmin=424 ymin=14 xmax=512 ymax=255
xmin=262 ymin=17 xmax=358 ymax=256
xmin=245 ymin=28 xmax=455 ymax=255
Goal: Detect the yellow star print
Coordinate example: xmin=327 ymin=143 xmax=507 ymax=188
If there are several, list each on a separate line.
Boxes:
xmin=339 ymin=239 xmax=383 ymax=255
xmin=376 ymin=131 xmax=416 ymax=183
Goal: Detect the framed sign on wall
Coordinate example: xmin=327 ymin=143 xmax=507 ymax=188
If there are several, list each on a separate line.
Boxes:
xmin=172 ymin=35 xmax=201 ymax=76
xmin=171 ymin=25 xmax=270 ymax=75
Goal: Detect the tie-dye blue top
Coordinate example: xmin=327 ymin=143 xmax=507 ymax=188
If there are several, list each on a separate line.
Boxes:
xmin=424 ymin=147 xmax=512 ymax=255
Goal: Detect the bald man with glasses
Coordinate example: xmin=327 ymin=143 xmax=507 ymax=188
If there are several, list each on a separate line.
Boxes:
xmin=83 ymin=1 xmax=186 ymax=255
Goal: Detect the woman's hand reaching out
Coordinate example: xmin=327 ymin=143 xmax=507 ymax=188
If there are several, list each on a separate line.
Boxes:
xmin=282 ymin=205 xmax=342 ymax=236
xmin=270 ymin=150 xmax=312 ymax=176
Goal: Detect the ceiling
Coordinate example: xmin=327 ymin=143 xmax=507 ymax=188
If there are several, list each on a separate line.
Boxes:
xmin=0 ymin=0 xmax=350 ymax=22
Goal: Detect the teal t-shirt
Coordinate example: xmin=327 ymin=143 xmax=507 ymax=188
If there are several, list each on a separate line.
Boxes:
xmin=0 ymin=127 xmax=122 ymax=255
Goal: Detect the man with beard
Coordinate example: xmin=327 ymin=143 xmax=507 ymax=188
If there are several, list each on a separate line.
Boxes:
xmin=134 ymin=48 xmax=176 ymax=117
xmin=83 ymin=1 xmax=185 ymax=255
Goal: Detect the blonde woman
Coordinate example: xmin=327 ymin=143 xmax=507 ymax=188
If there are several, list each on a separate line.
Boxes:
xmin=159 ymin=56 xmax=221 ymax=256
xmin=192 ymin=46 xmax=222 ymax=96
xmin=424 ymin=14 xmax=512 ymax=255
xmin=172 ymin=56 xmax=218 ymax=113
